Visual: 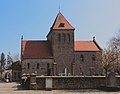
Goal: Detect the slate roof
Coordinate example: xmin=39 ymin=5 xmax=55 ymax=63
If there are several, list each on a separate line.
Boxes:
xmin=22 ymin=40 xmax=53 ymax=59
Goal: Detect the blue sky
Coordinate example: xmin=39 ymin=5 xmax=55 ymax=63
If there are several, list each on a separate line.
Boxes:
xmin=0 ymin=0 xmax=120 ymax=56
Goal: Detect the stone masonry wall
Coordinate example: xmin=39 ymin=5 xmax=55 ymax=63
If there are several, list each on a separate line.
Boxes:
xmin=22 ymin=59 xmax=54 ymax=76
xmin=35 ymin=76 xmax=106 ymax=90
xmin=51 ymin=30 xmax=74 ymax=75
xmin=75 ymin=51 xmax=103 ymax=76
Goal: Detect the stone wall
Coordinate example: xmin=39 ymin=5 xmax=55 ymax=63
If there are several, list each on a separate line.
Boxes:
xmin=51 ymin=30 xmax=74 ymax=75
xmin=35 ymin=76 xmax=106 ymax=90
xmin=36 ymin=77 xmax=45 ymax=90
xmin=22 ymin=75 xmax=120 ymax=90
xmin=52 ymin=76 xmax=106 ymax=89
xmin=22 ymin=59 xmax=54 ymax=76
xmin=75 ymin=51 xmax=103 ymax=76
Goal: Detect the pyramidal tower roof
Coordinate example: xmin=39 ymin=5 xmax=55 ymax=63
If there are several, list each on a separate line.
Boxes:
xmin=47 ymin=12 xmax=75 ymax=37
xmin=51 ymin=12 xmax=75 ymax=30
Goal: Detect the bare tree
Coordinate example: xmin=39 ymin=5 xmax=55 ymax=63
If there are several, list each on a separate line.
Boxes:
xmin=107 ymin=31 xmax=120 ymax=74
xmin=6 ymin=52 xmax=13 ymax=69
xmin=13 ymin=53 xmax=20 ymax=62
xmin=102 ymin=48 xmax=117 ymax=76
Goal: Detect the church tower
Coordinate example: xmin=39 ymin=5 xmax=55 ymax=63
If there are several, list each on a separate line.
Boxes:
xmin=47 ymin=12 xmax=75 ymax=75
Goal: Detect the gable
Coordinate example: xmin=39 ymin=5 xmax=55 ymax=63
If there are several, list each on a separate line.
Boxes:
xmin=51 ymin=12 xmax=75 ymax=30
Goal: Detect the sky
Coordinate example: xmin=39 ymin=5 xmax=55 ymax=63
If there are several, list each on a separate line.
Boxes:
xmin=0 ymin=0 xmax=120 ymax=56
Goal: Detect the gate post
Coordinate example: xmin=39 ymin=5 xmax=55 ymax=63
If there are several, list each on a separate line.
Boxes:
xmin=46 ymin=77 xmax=52 ymax=90
xmin=30 ymin=73 xmax=37 ymax=90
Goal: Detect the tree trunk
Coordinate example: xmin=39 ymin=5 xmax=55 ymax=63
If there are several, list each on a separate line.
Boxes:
xmin=105 ymin=69 xmax=108 ymax=86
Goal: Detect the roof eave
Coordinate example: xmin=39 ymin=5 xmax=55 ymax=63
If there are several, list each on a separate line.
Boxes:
xmin=23 ymin=57 xmax=54 ymax=59
xmin=47 ymin=28 xmax=75 ymax=38
xmin=75 ymin=50 xmax=101 ymax=52
xmin=93 ymin=40 xmax=102 ymax=51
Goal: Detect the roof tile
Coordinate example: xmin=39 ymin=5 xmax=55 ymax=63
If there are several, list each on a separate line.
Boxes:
xmin=51 ymin=12 xmax=75 ymax=30
xmin=22 ymin=40 xmax=53 ymax=59
xmin=74 ymin=41 xmax=101 ymax=51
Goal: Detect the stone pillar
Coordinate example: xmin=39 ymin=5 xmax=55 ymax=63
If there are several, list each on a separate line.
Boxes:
xmin=46 ymin=77 xmax=52 ymax=90
xmin=30 ymin=73 xmax=37 ymax=90
xmin=64 ymin=68 xmax=67 ymax=76
xmin=71 ymin=63 xmax=75 ymax=76
xmin=53 ymin=62 xmax=57 ymax=76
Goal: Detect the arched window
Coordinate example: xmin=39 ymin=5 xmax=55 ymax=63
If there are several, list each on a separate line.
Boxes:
xmin=63 ymin=34 xmax=66 ymax=42
xmin=37 ymin=63 xmax=39 ymax=69
xmin=27 ymin=63 xmax=30 ymax=69
xmin=80 ymin=55 xmax=84 ymax=62
xmin=92 ymin=55 xmax=96 ymax=61
xmin=68 ymin=34 xmax=70 ymax=42
xmin=58 ymin=34 xmax=61 ymax=42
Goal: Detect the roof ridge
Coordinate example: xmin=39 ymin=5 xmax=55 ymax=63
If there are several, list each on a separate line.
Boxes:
xmin=22 ymin=40 xmax=48 ymax=42
xmin=75 ymin=40 xmax=93 ymax=42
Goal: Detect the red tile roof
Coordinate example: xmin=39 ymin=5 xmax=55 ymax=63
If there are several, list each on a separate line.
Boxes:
xmin=22 ymin=40 xmax=53 ymax=59
xmin=74 ymin=41 xmax=101 ymax=51
xmin=51 ymin=12 xmax=75 ymax=30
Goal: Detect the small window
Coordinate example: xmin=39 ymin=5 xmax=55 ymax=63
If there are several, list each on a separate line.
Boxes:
xmin=80 ymin=67 xmax=82 ymax=72
xmin=14 ymin=72 xmax=16 ymax=79
xmin=27 ymin=63 xmax=30 ymax=69
xmin=80 ymin=55 xmax=84 ymax=62
xmin=59 ymin=23 xmax=65 ymax=27
xmin=18 ymin=72 xmax=21 ymax=78
xmin=58 ymin=34 xmax=61 ymax=42
xmin=68 ymin=34 xmax=70 ymax=42
xmin=41 ymin=68 xmax=45 ymax=70
xmin=92 ymin=55 xmax=96 ymax=61
xmin=37 ymin=63 xmax=39 ymax=69
xmin=63 ymin=34 xmax=66 ymax=42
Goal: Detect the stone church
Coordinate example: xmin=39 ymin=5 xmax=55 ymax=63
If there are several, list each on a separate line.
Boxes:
xmin=21 ymin=12 xmax=102 ymax=77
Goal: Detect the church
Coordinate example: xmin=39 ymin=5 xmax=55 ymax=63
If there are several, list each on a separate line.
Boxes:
xmin=21 ymin=12 xmax=103 ymax=77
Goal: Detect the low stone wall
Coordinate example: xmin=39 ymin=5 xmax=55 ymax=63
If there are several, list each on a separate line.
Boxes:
xmin=22 ymin=75 xmax=120 ymax=90
xmin=116 ymin=76 xmax=120 ymax=86
xmin=36 ymin=76 xmax=106 ymax=90
xmin=36 ymin=77 xmax=45 ymax=90
xmin=52 ymin=76 xmax=105 ymax=89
